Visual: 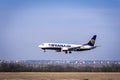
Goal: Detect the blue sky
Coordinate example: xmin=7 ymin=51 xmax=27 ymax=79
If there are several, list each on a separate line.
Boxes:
xmin=0 ymin=0 xmax=120 ymax=60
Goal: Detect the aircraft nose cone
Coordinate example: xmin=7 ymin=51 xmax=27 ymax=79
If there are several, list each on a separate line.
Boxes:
xmin=38 ymin=45 xmax=42 ymax=48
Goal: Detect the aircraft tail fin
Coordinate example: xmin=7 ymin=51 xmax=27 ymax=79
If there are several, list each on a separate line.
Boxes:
xmin=87 ymin=35 xmax=97 ymax=46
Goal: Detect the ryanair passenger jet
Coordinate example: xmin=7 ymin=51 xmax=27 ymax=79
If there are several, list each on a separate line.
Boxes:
xmin=38 ymin=35 xmax=97 ymax=53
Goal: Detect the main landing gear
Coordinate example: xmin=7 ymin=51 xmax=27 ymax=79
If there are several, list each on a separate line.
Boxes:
xmin=65 ymin=51 xmax=72 ymax=54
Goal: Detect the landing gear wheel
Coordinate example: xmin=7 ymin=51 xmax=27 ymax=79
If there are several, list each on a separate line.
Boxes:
xmin=69 ymin=51 xmax=72 ymax=53
xmin=43 ymin=49 xmax=46 ymax=52
xmin=65 ymin=51 xmax=68 ymax=54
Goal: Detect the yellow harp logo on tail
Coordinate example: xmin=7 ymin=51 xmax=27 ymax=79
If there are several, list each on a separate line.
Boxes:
xmin=90 ymin=39 xmax=95 ymax=44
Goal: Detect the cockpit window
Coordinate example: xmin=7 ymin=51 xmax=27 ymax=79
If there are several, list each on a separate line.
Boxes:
xmin=41 ymin=44 xmax=44 ymax=45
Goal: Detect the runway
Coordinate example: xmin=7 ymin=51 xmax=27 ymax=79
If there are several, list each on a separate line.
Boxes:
xmin=0 ymin=72 xmax=120 ymax=80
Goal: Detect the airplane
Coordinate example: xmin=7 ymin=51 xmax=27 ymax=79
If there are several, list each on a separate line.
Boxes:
xmin=38 ymin=35 xmax=97 ymax=54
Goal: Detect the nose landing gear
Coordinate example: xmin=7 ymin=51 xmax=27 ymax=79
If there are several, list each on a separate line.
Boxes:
xmin=43 ymin=49 xmax=46 ymax=52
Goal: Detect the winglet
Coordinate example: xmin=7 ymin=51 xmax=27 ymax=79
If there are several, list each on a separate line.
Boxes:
xmin=87 ymin=35 xmax=97 ymax=46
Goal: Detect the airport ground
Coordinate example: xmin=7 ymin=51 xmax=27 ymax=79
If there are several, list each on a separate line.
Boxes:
xmin=0 ymin=72 xmax=120 ymax=80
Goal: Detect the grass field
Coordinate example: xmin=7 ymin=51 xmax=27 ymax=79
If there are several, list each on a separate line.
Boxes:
xmin=0 ymin=72 xmax=120 ymax=80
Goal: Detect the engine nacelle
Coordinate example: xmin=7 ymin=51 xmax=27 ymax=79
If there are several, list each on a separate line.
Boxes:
xmin=56 ymin=50 xmax=61 ymax=52
xmin=61 ymin=47 xmax=68 ymax=51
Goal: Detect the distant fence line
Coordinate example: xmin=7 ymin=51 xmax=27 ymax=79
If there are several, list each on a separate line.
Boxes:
xmin=0 ymin=61 xmax=120 ymax=72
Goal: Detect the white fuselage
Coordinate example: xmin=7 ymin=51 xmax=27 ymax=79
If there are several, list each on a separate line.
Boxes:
xmin=38 ymin=43 xmax=95 ymax=53
xmin=38 ymin=35 xmax=97 ymax=53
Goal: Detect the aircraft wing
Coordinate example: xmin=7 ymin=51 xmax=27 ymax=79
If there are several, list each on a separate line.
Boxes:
xmin=67 ymin=46 xmax=82 ymax=51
